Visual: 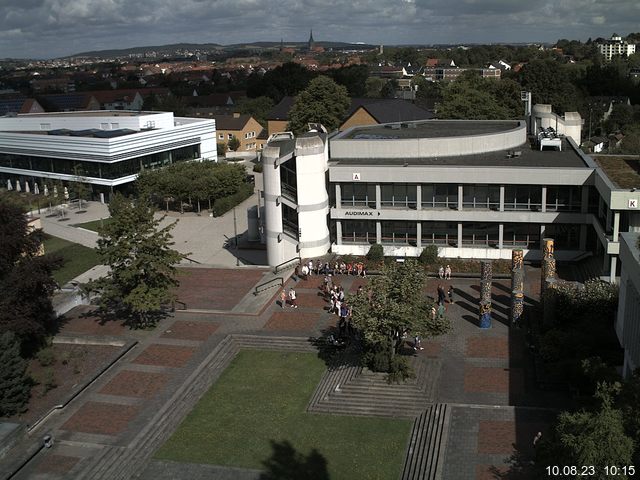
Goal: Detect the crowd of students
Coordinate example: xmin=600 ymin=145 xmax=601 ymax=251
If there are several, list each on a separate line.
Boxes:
xmin=298 ymin=259 xmax=368 ymax=278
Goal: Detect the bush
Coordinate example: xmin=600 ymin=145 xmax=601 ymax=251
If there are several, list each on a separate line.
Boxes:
xmin=252 ymin=162 xmax=263 ymax=173
xmin=40 ymin=368 xmax=57 ymax=396
xmin=366 ymin=243 xmax=384 ymax=262
xmin=212 ymin=183 xmax=254 ymax=217
xmin=386 ymin=356 xmax=416 ymax=384
xmin=418 ymin=245 xmax=438 ymax=265
xmin=37 ymin=347 xmax=55 ymax=367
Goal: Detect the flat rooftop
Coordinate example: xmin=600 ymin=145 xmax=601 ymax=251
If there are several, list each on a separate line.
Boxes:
xmin=12 ymin=110 xmax=160 ymax=118
xmin=331 ymin=138 xmax=590 ymax=169
xmin=342 ymin=120 xmax=521 ymax=140
xmin=593 ymin=156 xmax=640 ymax=189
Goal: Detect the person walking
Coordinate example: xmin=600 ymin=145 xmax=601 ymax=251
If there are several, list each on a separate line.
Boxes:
xmin=279 ymin=289 xmax=286 ymax=308
xmin=413 ymin=335 xmax=423 ymax=351
xmin=444 ymin=264 xmax=452 ymax=280
xmin=448 ymin=285 xmax=455 ymax=304
xmin=289 ymin=288 xmax=298 ymax=308
xmin=437 ymin=284 xmax=446 ymax=305
xmin=308 ymin=260 xmax=314 ymax=275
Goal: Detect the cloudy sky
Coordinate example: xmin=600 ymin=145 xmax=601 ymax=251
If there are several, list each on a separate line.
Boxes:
xmin=1 ymin=0 xmax=640 ymax=59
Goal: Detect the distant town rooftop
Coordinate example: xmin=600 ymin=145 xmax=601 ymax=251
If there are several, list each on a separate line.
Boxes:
xmin=593 ymin=156 xmax=640 ymax=189
xmin=12 ymin=110 xmax=161 ymax=118
xmin=340 ymin=120 xmax=521 ymax=140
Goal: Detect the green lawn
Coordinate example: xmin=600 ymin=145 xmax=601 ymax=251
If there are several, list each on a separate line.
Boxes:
xmin=155 ymin=350 xmax=411 ymax=480
xmin=72 ymin=217 xmax=112 ymax=233
xmin=43 ymin=235 xmax=101 ymax=285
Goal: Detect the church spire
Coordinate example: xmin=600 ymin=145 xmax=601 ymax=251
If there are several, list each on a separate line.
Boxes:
xmin=308 ymin=29 xmax=315 ymax=51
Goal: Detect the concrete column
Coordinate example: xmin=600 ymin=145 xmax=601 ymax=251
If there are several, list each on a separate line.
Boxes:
xmin=498 ymin=223 xmax=504 ymax=249
xmin=613 ymin=211 xmax=620 ymax=239
xmin=336 ymin=220 xmax=342 ymax=245
xmin=541 ymin=186 xmax=547 ymax=213
xmin=416 ymin=185 xmax=422 ymax=210
xmin=376 ymin=221 xmax=381 ymax=244
xmin=606 ymin=206 xmax=612 ymax=233
xmin=335 ymin=184 xmax=341 ymax=209
xmin=458 ymin=185 xmax=464 ymax=211
xmin=375 ymin=184 xmax=381 ymax=210
xmin=581 ymin=185 xmax=589 ymax=214
xmin=610 ymin=255 xmax=618 ymax=283
xmin=579 ymin=224 xmax=587 ymax=251
xmin=457 ymin=223 xmax=463 ymax=248
xmin=416 ymin=222 xmax=422 ymax=248
xmin=540 ymin=224 xmax=546 ymax=239
xmin=499 ymin=185 xmax=505 ymax=212
xmin=603 ymin=253 xmax=610 ymax=274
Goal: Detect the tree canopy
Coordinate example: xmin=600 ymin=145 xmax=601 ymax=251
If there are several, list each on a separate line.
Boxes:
xmin=0 ymin=200 xmax=61 ymax=351
xmin=287 ymin=76 xmax=350 ymax=133
xmin=84 ymin=193 xmax=184 ymax=328
xmin=0 ymin=331 xmax=31 ymax=417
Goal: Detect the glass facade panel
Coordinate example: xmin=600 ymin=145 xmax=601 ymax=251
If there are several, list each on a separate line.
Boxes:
xmin=504 ymin=185 xmax=542 ymax=211
xmin=342 ymin=220 xmax=376 ymax=244
xmin=280 ymin=158 xmax=297 ymax=201
xmin=282 ymin=204 xmax=298 ymax=238
xmin=546 ymin=186 xmax=581 ymax=212
xmin=463 ymin=185 xmax=500 ymax=210
xmin=341 ymin=183 xmax=376 ymax=208
xmin=421 ymin=222 xmax=458 ymax=246
xmin=544 ymin=224 xmax=580 ymax=250
xmin=381 ymin=221 xmax=417 ymax=245
xmin=421 ymin=184 xmax=457 ymax=209
xmin=0 ymin=145 xmax=200 ymax=180
xmin=461 ymin=223 xmax=499 ymax=246
xmin=503 ymin=223 xmax=540 ymax=249
xmin=381 ymin=183 xmax=417 ymax=208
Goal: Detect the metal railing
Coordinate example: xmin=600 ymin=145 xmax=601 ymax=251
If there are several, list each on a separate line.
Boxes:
xmin=254 ymin=277 xmax=284 ymax=295
xmin=273 ymin=256 xmax=301 ymax=274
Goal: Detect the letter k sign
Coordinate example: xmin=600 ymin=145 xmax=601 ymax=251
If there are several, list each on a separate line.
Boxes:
xmin=629 ymin=198 xmax=638 ymax=208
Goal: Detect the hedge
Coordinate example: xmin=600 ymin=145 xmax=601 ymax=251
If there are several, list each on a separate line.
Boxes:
xmin=212 ymin=183 xmax=254 ymax=217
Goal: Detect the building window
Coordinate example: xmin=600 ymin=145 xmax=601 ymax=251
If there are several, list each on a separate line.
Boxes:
xmin=228 ymin=134 xmax=233 ymax=140
xmin=341 ymin=183 xmax=376 ymax=208
xmin=381 ymin=221 xmax=417 ymax=245
xmin=461 ymin=223 xmax=499 ymax=247
xmin=504 ymin=185 xmax=542 ymax=211
xmin=282 ymin=204 xmax=298 ymax=239
xmin=544 ymin=224 xmax=580 ymax=250
xmin=503 ymin=223 xmax=540 ymax=249
xmin=111 ymin=123 xmax=119 ymax=129
xmin=40 ymin=123 xmax=51 ymax=130
xmin=100 ymin=123 xmax=109 ymax=130
xmin=421 ymin=184 xmax=458 ymax=209
xmin=342 ymin=220 xmax=376 ymax=244
xmin=280 ymin=158 xmax=297 ymax=201
xmin=546 ymin=186 xmax=581 ymax=212
xmin=463 ymin=185 xmax=500 ymax=210
xmin=381 ymin=183 xmax=417 ymax=208
xmin=421 ymin=222 xmax=458 ymax=246
xmin=218 ymin=134 xmax=223 ymax=140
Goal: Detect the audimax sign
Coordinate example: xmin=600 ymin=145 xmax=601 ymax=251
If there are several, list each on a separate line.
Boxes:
xmin=344 ymin=211 xmax=381 ymax=216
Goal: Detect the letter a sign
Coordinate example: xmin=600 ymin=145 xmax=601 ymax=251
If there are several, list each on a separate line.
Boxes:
xmin=352 ymin=173 xmax=361 ymax=181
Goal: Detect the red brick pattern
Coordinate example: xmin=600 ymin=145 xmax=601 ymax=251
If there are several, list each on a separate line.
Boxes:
xmin=348 ymin=277 xmax=370 ymax=292
xmin=464 ymin=367 xmax=524 ymax=394
xmin=477 ymin=421 xmax=516 ymax=454
xmin=174 ymin=268 xmax=264 ymax=310
xmin=99 ymin=370 xmax=169 ymax=398
xmin=264 ymin=311 xmax=319 ymax=331
xmin=61 ymin=401 xmax=138 ymax=435
xmin=57 ymin=305 xmax=127 ymax=336
xmin=295 ymin=291 xmax=329 ymax=308
xmin=423 ymin=341 xmax=441 ymax=358
xmin=132 ymin=344 xmax=196 ymax=368
xmin=35 ymin=455 xmax=80 ymax=474
xmin=476 ymin=464 xmax=511 ymax=480
xmin=466 ymin=337 xmax=509 ymax=359
xmin=161 ymin=320 xmax=219 ymax=341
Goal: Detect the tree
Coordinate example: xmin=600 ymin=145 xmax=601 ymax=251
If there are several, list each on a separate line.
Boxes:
xmin=347 ymin=260 xmax=450 ymax=366
xmin=328 ymin=64 xmax=369 ymax=97
xmin=0 ymin=200 xmax=61 ymax=351
xmin=237 ymin=96 xmax=274 ymax=128
xmin=518 ymin=59 xmax=584 ymax=113
xmin=287 ymin=76 xmax=350 ymax=133
xmin=84 ymin=194 xmax=184 ymax=328
xmin=365 ymin=77 xmax=385 ymax=98
xmin=71 ymin=165 xmax=90 ymax=210
xmin=247 ymin=62 xmax=316 ymax=102
xmin=0 ymin=332 xmax=31 ymax=417
xmin=227 ymin=136 xmax=241 ymax=152
xmin=536 ymin=384 xmax=634 ymax=476
xmin=437 ymin=76 xmax=512 ymax=120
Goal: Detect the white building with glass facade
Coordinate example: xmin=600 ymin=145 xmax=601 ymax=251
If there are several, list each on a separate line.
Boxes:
xmin=262 ymin=107 xmax=640 ymax=283
xmin=0 ymin=111 xmax=216 ymax=200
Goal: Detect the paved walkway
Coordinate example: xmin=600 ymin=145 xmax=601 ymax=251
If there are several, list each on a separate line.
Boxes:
xmin=2 ymin=264 xmax=566 ymax=480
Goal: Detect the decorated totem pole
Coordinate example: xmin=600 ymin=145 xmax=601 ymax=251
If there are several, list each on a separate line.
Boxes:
xmin=510 ymin=249 xmax=525 ymax=325
xmin=479 ymin=260 xmax=493 ymax=328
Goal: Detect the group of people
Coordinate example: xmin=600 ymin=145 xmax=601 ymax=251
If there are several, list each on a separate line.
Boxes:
xmin=437 ymin=284 xmax=455 ymax=306
xmin=280 ymin=287 xmax=298 ymax=308
xmin=438 ymin=265 xmax=452 ymax=279
xmin=300 ymin=259 xmax=367 ymax=278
